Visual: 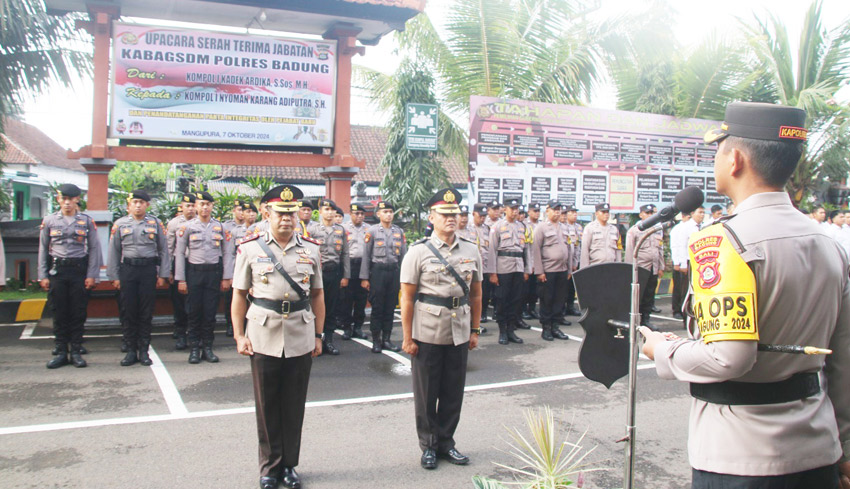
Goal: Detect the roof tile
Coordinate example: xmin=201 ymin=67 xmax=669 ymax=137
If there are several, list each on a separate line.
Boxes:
xmin=1 ymin=117 xmax=85 ymax=171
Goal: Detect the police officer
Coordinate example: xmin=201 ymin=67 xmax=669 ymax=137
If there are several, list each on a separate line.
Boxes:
xmin=223 ymin=199 xmax=245 ymax=232
xmin=472 ymin=203 xmax=493 ymax=325
xmin=360 ymin=201 xmax=407 ymax=353
xmin=296 ymin=199 xmax=313 ymax=237
xmin=233 ymin=202 xmax=259 ymax=245
xmin=400 ymin=187 xmax=482 ymax=470
xmin=231 ymin=184 xmax=324 ymax=489
xmin=484 ymin=200 xmax=502 ymax=228
xmin=222 ymin=200 xmax=245 ymax=337
xmin=641 ymin=102 xmax=850 ymax=488
xmin=580 ymin=203 xmax=622 ymax=267
xmin=306 ymin=198 xmax=349 ymax=355
xmin=107 ymin=190 xmax=170 ymax=366
xmin=562 ymin=206 xmax=582 ymax=317
xmin=531 ymin=200 xmax=571 ymax=341
xmin=175 ymin=191 xmax=234 ymax=364
xmin=624 ymin=204 xmax=664 ymax=331
xmin=167 ymin=193 xmax=196 ymax=350
xmin=339 ymin=203 xmax=369 ymax=340
xmin=455 ymin=205 xmax=474 ymax=241
xmin=39 ymin=184 xmax=102 ymax=369
xmin=522 ymin=202 xmax=542 ymax=320
xmin=486 ymin=199 xmax=531 ymax=345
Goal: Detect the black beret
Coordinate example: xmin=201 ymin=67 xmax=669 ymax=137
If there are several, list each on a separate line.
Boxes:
xmin=195 ymin=191 xmax=215 ymax=202
xmin=350 ymin=203 xmax=364 ymax=212
xmin=704 ymin=102 xmax=807 ymax=144
xmin=376 ymin=201 xmax=395 ymax=211
xmin=57 ymin=184 xmax=82 ymax=198
xmin=298 ymin=199 xmax=313 ymax=210
xmin=127 ymin=189 xmax=150 ymax=202
xmin=182 ymin=193 xmax=196 ymax=203
xmin=318 ymin=198 xmax=336 ymax=209
xmin=243 ymin=202 xmax=258 ymax=213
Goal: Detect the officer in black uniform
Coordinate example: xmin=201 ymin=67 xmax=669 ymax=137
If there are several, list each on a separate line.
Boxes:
xmin=38 ymin=184 xmax=102 ymax=369
xmin=339 ymin=203 xmax=369 ymax=340
xmin=167 ymin=193 xmax=196 ymax=350
xmin=107 ymin=190 xmax=170 ymax=366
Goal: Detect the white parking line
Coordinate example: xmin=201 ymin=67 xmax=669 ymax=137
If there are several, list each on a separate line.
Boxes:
xmin=0 ymin=364 xmax=657 ymax=436
xmin=336 ymin=329 xmax=411 ymax=368
xmin=21 ymin=331 xmax=175 ymax=340
xmin=147 ymin=346 xmax=188 ymax=416
xmin=528 ymin=327 xmax=651 ymax=360
xmin=651 ymin=314 xmax=680 ymax=321
xmin=19 ymin=323 xmax=36 ymax=339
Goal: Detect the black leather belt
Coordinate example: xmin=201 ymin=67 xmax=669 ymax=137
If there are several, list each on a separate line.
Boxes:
xmin=497 ymin=251 xmax=523 ymax=258
xmin=54 ymin=257 xmax=87 ymax=267
xmin=417 ymin=293 xmax=469 ymax=309
xmin=249 ymin=295 xmax=310 ymax=315
xmin=123 ymin=257 xmax=159 ymax=266
xmin=690 ymin=372 xmax=820 ymax=405
xmin=188 ymin=263 xmax=222 ymax=271
xmin=374 ymin=262 xmax=399 ymax=270
xmin=322 ymin=263 xmax=339 ymax=272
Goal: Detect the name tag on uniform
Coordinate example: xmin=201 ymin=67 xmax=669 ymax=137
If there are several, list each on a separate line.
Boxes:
xmin=297 ymin=258 xmax=312 ymax=264
xmin=213 ymin=226 xmax=222 ymax=232
xmin=76 ymin=220 xmax=86 ymax=225
xmin=189 ymin=234 xmax=200 ymax=240
xmin=122 ymin=228 xmax=132 ymax=235
xmin=393 ymin=233 xmax=401 ymax=238
xmin=334 ymin=229 xmax=343 ymax=235
xmin=255 ymin=257 xmax=271 ymax=263
xmin=75 ymin=229 xmax=86 ymax=236
xmin=144 ymin=227 xmax=156 ymax=233
xmin=50 ymin=229 xmax=62 ymax=236
xmin=376 ymin=240 xmax=385 ymax=246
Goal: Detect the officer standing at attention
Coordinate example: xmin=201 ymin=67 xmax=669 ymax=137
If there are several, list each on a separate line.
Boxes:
xmin=175 ymin=191 xmax=234 ymax=364
xmin=39 ymin=184 xmax=102 ymax=369
xmin=296 ymin=199 xmax=313 ymax=237
xmin=580 ymin=203 xmax=622 ymax=268
xmin=641 ymin=102 xmax=850 ymax=488
xmin=562 ymin=206 xmax=582 ymax=317
xmin=231 ymin=184 xmax=324 ymax=489
xmin=531 ymin=200 xmax=571 ymax=341
xmin=305 ymin=198 xmax=349 ymax=355
xmin=400 ymin=188 xmax=482 ymax=470
xmin=625 ymin=204 xmax=664 ymax=331
xmin=232 ymin=202 xmax=259 ymax=245
xmin=167 ymin=193 xmax=196 ymax=350
xmin=339 ymin=203 xmax=369 ymax=341
xmin=522 ymin=202 xmax=541 ymax=321
xmin=361 ymin=201 xmax=407 ymax=353
xmin=486 ymin=199 xmax=531 ymax=345
xmin=222 ymin=200 xmax=245 ymax=338
xmin=455 ymin=205 xmax=474 ymax=241
xmin=484 ymin=200 xmax=502 ymax=228
xmin=472 ymin=203 xmax=492 ymax=328
xmin=107 ymin=190 xmax=170 ymax=366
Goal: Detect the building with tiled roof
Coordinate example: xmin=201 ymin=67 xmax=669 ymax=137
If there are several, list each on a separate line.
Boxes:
xmin=1 ymin=117 xmax=88 ymax=221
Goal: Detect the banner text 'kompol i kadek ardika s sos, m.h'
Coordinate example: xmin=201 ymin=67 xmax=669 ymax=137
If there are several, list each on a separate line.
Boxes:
xmin=110 ymin=23 xmax=337 ymax=147
xmin=469 ymin=96 xmax=727 ymax=213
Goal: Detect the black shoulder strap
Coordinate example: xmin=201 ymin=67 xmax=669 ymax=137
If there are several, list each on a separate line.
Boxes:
xmin=256 ymin=238 xmax=309 ymax=301
xmin=424 ymin=240 xmax=470 ymax=296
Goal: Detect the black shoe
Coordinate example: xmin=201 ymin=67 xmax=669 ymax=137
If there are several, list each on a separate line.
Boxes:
xmin=138 ymin=341 xmax=152 ymax=366
xmin=498 ymin=324 xmax=508 ymax=345
xmin=323 ymin=340 xmax=340 ymax=355
xmin=382 ymin=332 xmax=401 ymax=352
xmin=421 ymin=448 xmax=437 ymax=469
xmin=188 ymin=348 xmax=201 ymax=364
xmin=479 ymin=326 xmax=488 ymax=334
xmin=480 ymin=315 xmax=489 ymax=324
xmin=651 ymin=306 xmax=661 ymax=313
xmin=175 ymin=336 xmax=188 ymax=351
xmin=552 ymin=326 xmax=570 ymax=340
xmin=541 ymin=325 xmax=554 ymax=341
xmin=371 ymin=339 xmax=382 ymax=353
xmin=120 ymin=340 xmax=129 ymax=353
xmin=51 ymin=343 xmax=66 ymax=356
xmin=225 ymin=325 xmax=233 ymax=337
xmin=202 ymin=347 xmax=219 ymax=363
xmin=341 ymin=328 xmax=352 ymax=340
xmin=259 ymin=476 xmax=278 ymax=489
xmin=78 ymin=345 xmax=88 ymax=355
xmin=121 ymin=350 xmax=138 ymax=366
xmin=47 ymin=353 xmax=69 ymax=369
xmin=643 ymin=322 xmax=659 ymax=332
xmin=352 ymin=328 xmax=368 ymax=340
xmin=172 ymin=331 xmax=180 ymax=340
xmin=69 ymin=347 xmax=87 ymax=368
xmin=515 ymin=319 xmax=532 ymax=330
xmin=672 ymin=312 xmax=684 ymax=320
xmin=507 ymin=326 xmax=524 ymax=344
xmin=528 ymin=308 xmax=539 ymax=319
xmin=438 ymin=448 xmax=469 ymax=465
xmin=567 ymin=306 xmax=581 ymax=316
xmin=281 ymin=467 xmax=301 ymax=489
xmin=555 ymin=317 xmax=572 ymax=326
xmin=522 ymin=310 xmax=533 ymax=320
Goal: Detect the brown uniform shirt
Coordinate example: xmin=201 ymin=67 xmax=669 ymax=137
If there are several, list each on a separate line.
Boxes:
xmin=580 ymin=220 xmax=622 ymax=268
xmin=531 ymin=221 xmax=571 ymax=275
xmin=624 ymin=225 xmax=664 ymax=273
xmin=485 ymin=218 xmax=532 ymax=275
xmin=401 ymin=235 xmax=483 ymax=346
xmin=232 ymin=231 xmax=323 ymax=358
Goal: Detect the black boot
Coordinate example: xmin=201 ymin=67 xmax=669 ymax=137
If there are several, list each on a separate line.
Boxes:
xmin=498 ymin=323 xmax=509 ymax=345
xmin=47 ymin=344 xmax=69 ymax=369
xmin=352 ymin=326 xmax=368 ymax=340
xmin=225 ymin=324 xmax=233 ymax=337
xmin=528 ymin=305 xmax=539 ymax=319
xmin=78 ymin=344 xmax=87 ymax=355
xmin=552 ymin=325 xmax=570 ymax=340
xmin=516 ymin=318 xmax=532 ymax=330
xmin=382 ymin=331 xmax=400 ymax=352
xmin=120 ymin=339 xmax=130 ymax=353
xmin=555 ymin=316 xmax=572 ymax=326
xmin=138 ymin=340 xmax=152 ymax=366
xmin=341 ymin=326 xmax=352 ymax=341
xmin=567 ymin=306 xmax=581 ymax=316
xmin=175 ymin=335 xmax=187 ymax=351
xmin=323 ymin=338 xmax=340 ymax=355
xmin=188 ymin=344 xmax=201 ymax=364
xmin=69 ymin=344 xmax=87 ymax=368
xmin=371 ymin=331 xmax=382 ymax=353
xmin=120 ymin=349 xmax=138 ymax=366
xmin=506 ymin=324 xmax=524 ymax=344
xmin=641 ymin=314 xmax=659 ymax=332
xmin=522 ymin=305 xmax=533 ymax=320
xmin=480 ymin=325 xmax=488 ymax=334
xmin=541 ymin=323 xmax=554 ymax=341
xmin=202 ymin=345 xmax=219 ymax=363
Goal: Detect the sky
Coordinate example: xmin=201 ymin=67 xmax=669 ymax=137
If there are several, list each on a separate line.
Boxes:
xmin=20 ymin=0 xmax=850 ymax=151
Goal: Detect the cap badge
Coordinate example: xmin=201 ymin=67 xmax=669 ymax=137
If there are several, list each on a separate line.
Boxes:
xmin=281 ymin=187 xmax=294 ymax=201
xmin=183 ymin=196 xmax=190 ymax=202
xmin=444 ymin=190 xmax=456 ymax=203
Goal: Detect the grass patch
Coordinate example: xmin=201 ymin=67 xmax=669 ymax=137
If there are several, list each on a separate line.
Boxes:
xmin=0 ymin=290 xmax=48 ymax=300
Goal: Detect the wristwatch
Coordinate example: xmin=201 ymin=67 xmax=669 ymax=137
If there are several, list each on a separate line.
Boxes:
xmin=315 ymin=333 xmax=323 ymax=339
xmin=471 ymin=328 xmax=481 ymax=335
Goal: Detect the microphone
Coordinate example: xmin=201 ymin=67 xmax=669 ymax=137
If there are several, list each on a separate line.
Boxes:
xmin=637 ymin=186 xmax=704 ymax=231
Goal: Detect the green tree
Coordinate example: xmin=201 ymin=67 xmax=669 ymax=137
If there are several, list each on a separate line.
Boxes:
xmin=378 ymin=61 xmax=449 ymax=233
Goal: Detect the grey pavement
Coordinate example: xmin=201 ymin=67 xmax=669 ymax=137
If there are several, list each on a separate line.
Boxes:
xmin=0 ymin=299 xmax=693 ymax=489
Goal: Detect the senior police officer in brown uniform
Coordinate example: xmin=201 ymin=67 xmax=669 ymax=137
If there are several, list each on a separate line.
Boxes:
xmin=625 ymin=204 xmax=664 ymax=331
xmin=231 ymin=184 xmax=325 ymax=489
xmin=531 ymin=200 xmax=571 ymax=341
xmin=360 ymin=201 xmax=407 ymax=353
xmin=39 ymin=184 xmax=102 ymax=369
xmin=400 ymin=188 xmax=482 ymax=470
xmin=175 ymin=191 xmax=234 ymax=364
xmin=306 ymin=198 xmax=349 ymax=355
xmin=580 ymin=203 xmax=622 ymax=268
xmin=641 ymin=102 xmax=850 ymax=489
xmin=486 ymin=199 xmax=531 ymax=345
xmin=167 ymin=194 xmax=197 ymax=350
xmin=107 ymin=190 xmax=170 ymax=366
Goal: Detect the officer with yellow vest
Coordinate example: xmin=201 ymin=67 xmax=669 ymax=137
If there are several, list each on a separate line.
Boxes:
xmin=641 ymin=102 xmax=850 ymax=488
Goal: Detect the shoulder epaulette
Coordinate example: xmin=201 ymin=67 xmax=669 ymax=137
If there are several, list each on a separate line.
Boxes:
xmin=301 ymin=235 xmax=320 ymax=245
xmin=458 ymin=235 xmax=475 ymax=243
xmin=413 ymin=237 xmax=428 ymax=246
xmin=240 ymin=233 xmax=261 ymax=245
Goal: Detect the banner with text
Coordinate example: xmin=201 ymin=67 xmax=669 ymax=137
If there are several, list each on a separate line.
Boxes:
xmin=469 ymin=96 xmax=727 ymax=212
xmin=110 ymin=23 xmax=337 ymax=147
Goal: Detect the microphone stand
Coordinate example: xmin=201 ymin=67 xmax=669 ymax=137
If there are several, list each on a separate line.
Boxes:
xmin=623 ymin=219 xmax=674 ymax=489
